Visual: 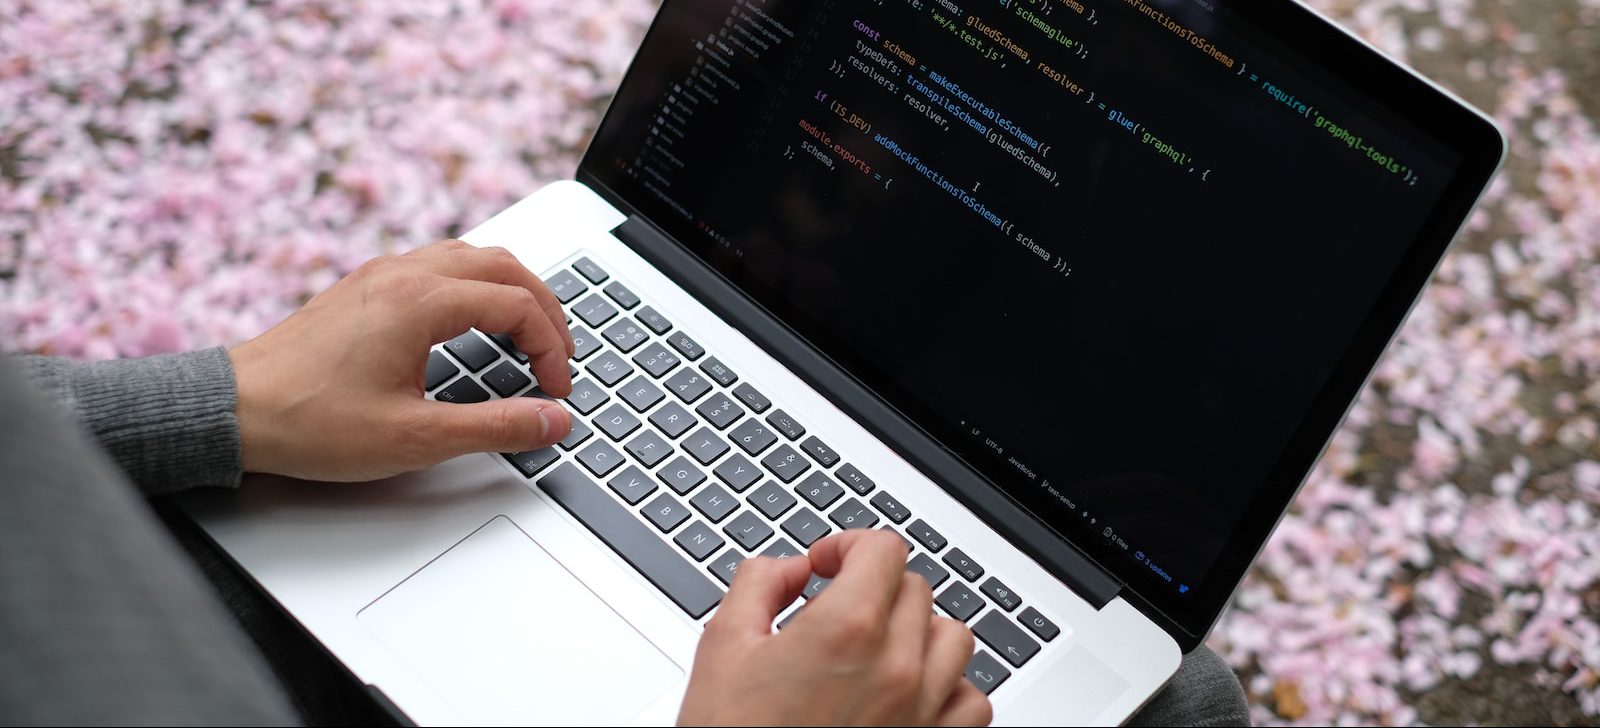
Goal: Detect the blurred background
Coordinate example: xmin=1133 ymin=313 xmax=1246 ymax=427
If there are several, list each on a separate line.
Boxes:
xmin=2 ymin=0 xmax=1597 ymax=724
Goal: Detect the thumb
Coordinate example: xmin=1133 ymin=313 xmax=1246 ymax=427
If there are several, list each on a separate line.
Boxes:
xmin=419 ymin=395 xmax=572 ymax=458
xmin=707 ymin=554 xmax=811 ymax=639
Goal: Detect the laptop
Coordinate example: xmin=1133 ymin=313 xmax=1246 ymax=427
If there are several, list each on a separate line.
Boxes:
xmin=179 ymin=0 xmax=1504 ymax=724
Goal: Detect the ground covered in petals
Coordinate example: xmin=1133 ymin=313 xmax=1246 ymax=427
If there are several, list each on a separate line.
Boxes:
xmin=2 ymin=1 xmax=1597 ymax=724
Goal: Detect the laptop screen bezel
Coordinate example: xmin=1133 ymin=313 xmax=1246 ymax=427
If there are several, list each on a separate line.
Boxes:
xmin=575 ymin=0 xmax=1505 ymax=645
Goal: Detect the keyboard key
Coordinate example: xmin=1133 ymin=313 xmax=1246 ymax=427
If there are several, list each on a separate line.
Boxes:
xmin=584 ymin=350 xmax=634 ymax=387
xmin=606 ymin=466 xmax=658 ymax=505
xmin=870 ymin=492 xmax=912 ymax=525
xmin=537 ymin=463 xmax=722 ymax=618
xmin=731 ymin=382 xmax=771 ymax=413
xmin=749 ymin=481 xmax=798 ymax=519
xmin=760 ymin=538 xmax=803 ymax=561
xmin=657 ymin=456 xmax=707 ymax=495
xmin=762 ymin=445 xmax=812 ymax=484
xmin=980 ymin=577 xmax=1023 ymax=612
xmin=907 ymin=553 xmax=950 ymax=590
xmin=674 ymin=520 xmax=725 ymax=562
xmin=648 ymin=402 xmax=696 ymax=439
xmin=936 ymin=582 xmax=985 ymax=622
xmin=544 ymin=269 xmax=588 ymax=303
xmin=442 ymin=331 xmax=500 ymax=372
xmin=802 ymin=573 xmax=832 ymax=599
xmin=827 ymin=497 xmax=879 ymax=530
xmin=618 ymin=376 xmax=665 ymax=412
xmin=1018 ymin=607 xmax=1061 ymax=642
xmin=604 ymin=281 xmax=641 ymax=309
xmin=570 ymin=326 xmax=602 ymax=361
xmin=907 ymin=519 xmax=946 ymax=551
xmin=503 ymin=448 xmax=559 ymax=478
xmin=836 ymin=463 xmax=876 ymax=495
xmin=594 ymin=404 xmax=642 ymax=441
xmin=557 ymin=417 xmax=594 ymax=450
xmin=572 ymin=293 xmax=619 ymax=328
xmin=482 ymin=360 xmax=532 ymax=397
xmin=795 ymin=471 xmax=844 ymax=510
xmin=571 ymin=256 xmax=609 ymax=284
xmin=777 ymin=607 xmax=804 ymax=630
xmin=635 ymin=305 xmax=672 ymax=335
xmin=689 ymin=483 xmax=739 ymax=523
xmin=424 ymin=350 xmax=459 ymax=391
xmin=664 ymin=368 xmax=712 ymax=404
xmin=758 ymin=444 xmax=812 ymax=483
xmin=436 ymin=376 xmax=490 ymax=404
xmin=942 ymin=548 xmax=985 ymax=582
xmin=724 ymin=511 xmax=774 ymax=551
xmin=667 ymin=331 xmax=704 ymax=360
xmin=781 ymin=508 xmax=832 ymax=547
xmin=765 ymin=410 xmax=805 ymax=440
xmin=708 ymin=549 xmax=743 ymax=586
xmin=576 ymin=440 xmax=625 ymax=476
xmin=729 ymin=418 xmax=778 ymax=456
xmin=712 ymin=454 xmax=762 ymax=492
xmin=643 ymin=493 xmax=691 ymax=532
xmin=974 ymin=612 xmax=1041 ymax=668
xmin=486 ymin=332 xmax=530 ymax=364
xmin=695 ymin=393 xmax=745 ymax=430
xmin=683 ymin=427 xmax=731 ymax=465
xmin=698 ymin=357 xmax=738 ymax=386
xmin=602 ymin=317 xmax=650 ymax=352
xmin=625 ymin=430 xmax=674 ymax=468
xmin=565 ymin=378 xmax=610 ymax=415
xmin=632 ymin=342 xmax=681 ymax=378
xmin=800 ymin=436 xmax=839 ymax=467
xmin=964 ymin=652 xmax=1011 ymax=695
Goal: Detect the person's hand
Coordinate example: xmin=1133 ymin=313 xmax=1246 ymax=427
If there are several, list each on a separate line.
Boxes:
xmin=228 ymin=240 xmax=575 ymax=481
xmin=678 ymin=530 xmax=992 ymax=726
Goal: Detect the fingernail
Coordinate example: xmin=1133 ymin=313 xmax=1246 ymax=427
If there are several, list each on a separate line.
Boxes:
xmin=537 ymin=402 xmax=569 ymax=439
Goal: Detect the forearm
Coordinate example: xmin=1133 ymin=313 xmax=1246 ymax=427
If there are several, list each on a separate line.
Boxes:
xmin=16 ymin=348 xmax=244 ymax=496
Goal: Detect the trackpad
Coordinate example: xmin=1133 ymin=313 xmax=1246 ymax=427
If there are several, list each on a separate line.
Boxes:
xmin=358 ymin=516 xmax=683 ymax=725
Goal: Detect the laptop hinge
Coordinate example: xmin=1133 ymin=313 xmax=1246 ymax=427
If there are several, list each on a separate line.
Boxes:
xmin=610 ymin=214 xmax=1123 ymax=609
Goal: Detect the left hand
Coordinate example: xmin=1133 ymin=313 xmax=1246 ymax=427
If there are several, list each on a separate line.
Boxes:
xmin=228 ymin=240 xmax=575 ymax=481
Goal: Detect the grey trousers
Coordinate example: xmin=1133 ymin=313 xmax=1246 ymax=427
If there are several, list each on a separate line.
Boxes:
xmin=0 ymin=352 xmax=1249 ymax=725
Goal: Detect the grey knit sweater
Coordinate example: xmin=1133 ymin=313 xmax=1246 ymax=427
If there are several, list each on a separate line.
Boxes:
xmin=0 ymin=349 xmax=297 ymax=725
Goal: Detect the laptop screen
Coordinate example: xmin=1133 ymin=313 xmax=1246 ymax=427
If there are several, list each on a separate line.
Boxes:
xmin=583 ymin=0 xmax=1496 ymax=636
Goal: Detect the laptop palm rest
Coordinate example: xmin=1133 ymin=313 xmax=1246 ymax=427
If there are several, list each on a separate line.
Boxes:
xmin=357 ymin=515 xmax=683 ymax=725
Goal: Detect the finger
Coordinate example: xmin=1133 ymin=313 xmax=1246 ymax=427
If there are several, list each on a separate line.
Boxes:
xmin=918 ymin=616 xmax=977 ymax=720
xmin=411 ymin=393 xmax=572 ymax=459
xmin=411 ymin=243 xmax=576 ymax=359
xmin=804 ymin=530 xmax=911 ymax=625
xmin=418 ymin=278 xmax=573 ymax=396
xmin=935 ymin=681 xmax=994 ymax=727
xmin=706 ymin=555 xmax=811 ymax=639
xmin=882 ymin=571 xmax=933 ymax=689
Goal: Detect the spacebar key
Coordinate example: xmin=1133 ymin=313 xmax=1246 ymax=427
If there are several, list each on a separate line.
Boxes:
xmin=538 ymin=463 xmax=724 ymax=618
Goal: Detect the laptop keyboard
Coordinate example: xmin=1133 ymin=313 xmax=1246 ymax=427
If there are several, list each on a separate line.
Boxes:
xmin=426 ymin=252 xmax=1065 ymax=697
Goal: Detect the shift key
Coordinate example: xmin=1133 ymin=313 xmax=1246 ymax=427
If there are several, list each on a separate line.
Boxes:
xmin=538 ymin=463 xmax=724 ymax=618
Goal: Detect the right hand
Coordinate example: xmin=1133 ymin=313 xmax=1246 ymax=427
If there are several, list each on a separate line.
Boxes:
xmin=678 ymin=530 xmax=992 ymax=726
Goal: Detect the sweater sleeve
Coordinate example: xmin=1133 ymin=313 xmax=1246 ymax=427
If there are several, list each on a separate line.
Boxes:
xmin=15 ymin=347 xmax=244 ymax=496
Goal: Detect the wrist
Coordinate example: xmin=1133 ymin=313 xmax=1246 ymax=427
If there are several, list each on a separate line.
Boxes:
xmin=229 ymin=341 xmax=290 ymax=476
